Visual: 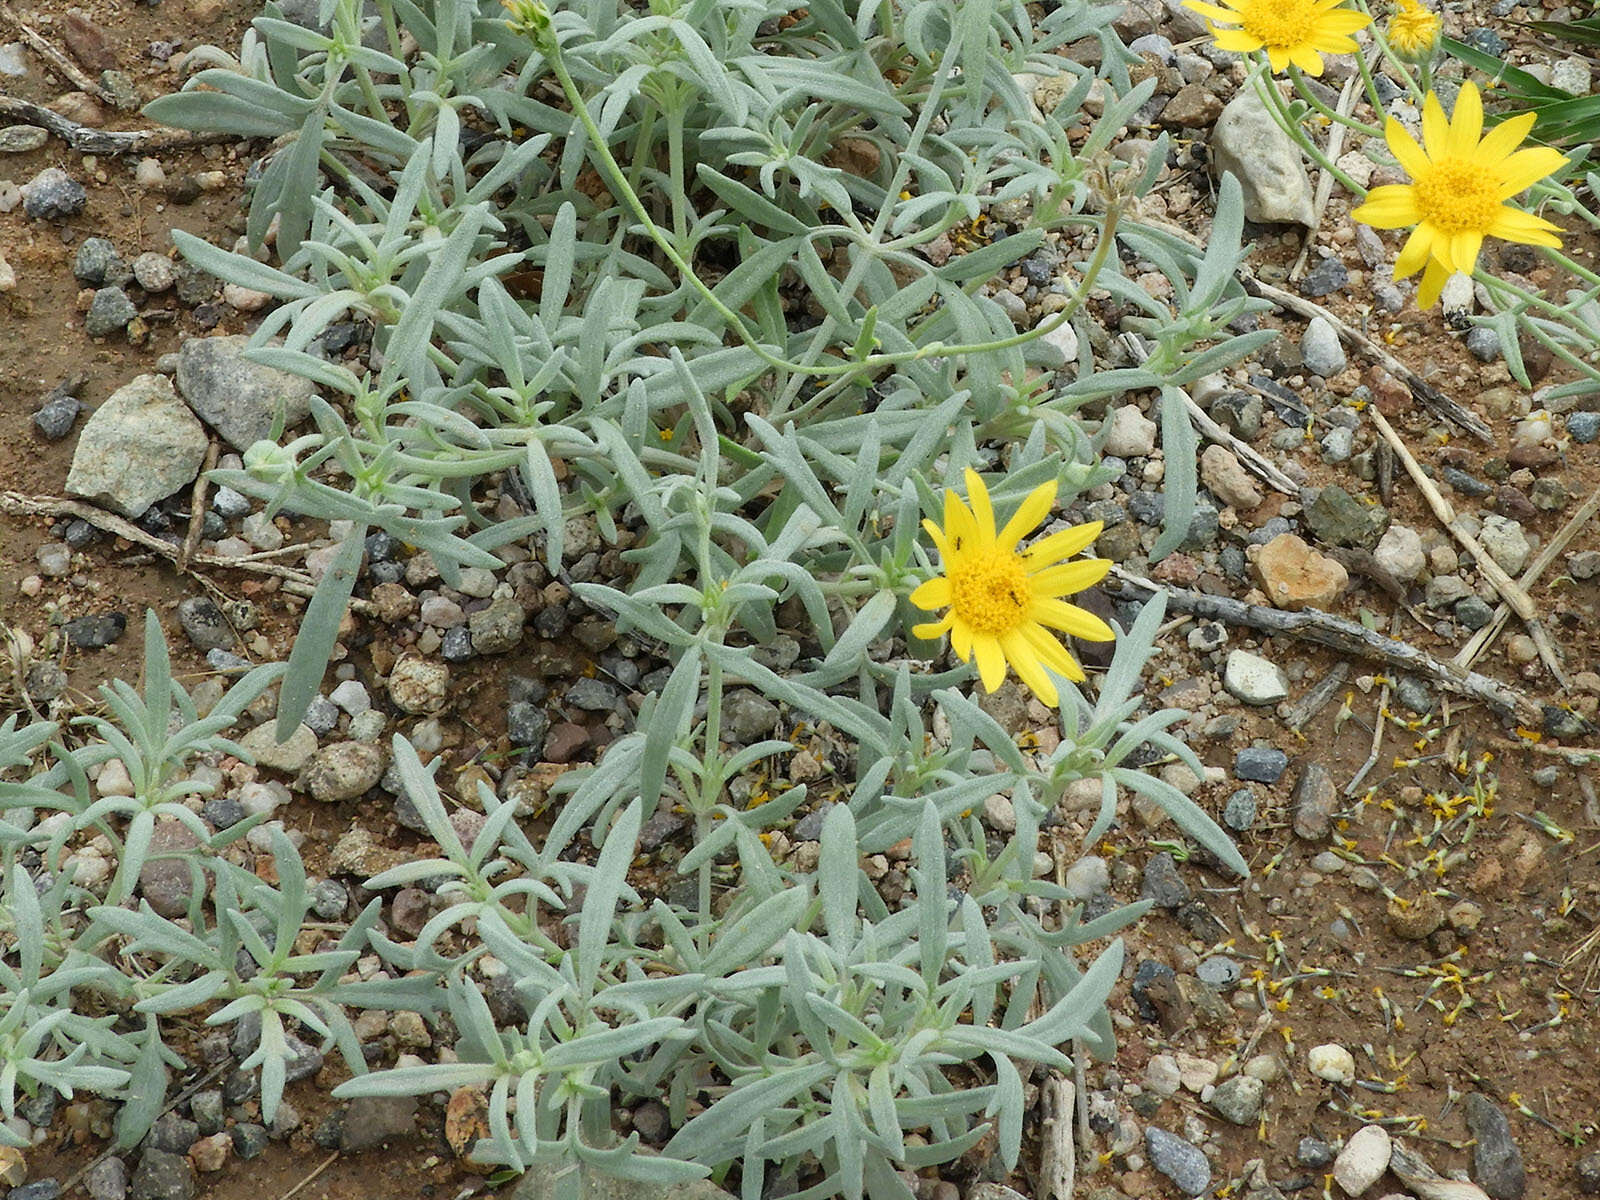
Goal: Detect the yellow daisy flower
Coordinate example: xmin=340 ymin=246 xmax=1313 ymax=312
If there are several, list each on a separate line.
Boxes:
xmin=1351 ymin=82 xmax=1567 ymax=309
xmin=910 ymin=469 xmax=1114 ymax=707
xmin=1183 ymin=0 xmax=1371 ymax=75
xmin=1386 ymin=0 xmax=1441 ymax=60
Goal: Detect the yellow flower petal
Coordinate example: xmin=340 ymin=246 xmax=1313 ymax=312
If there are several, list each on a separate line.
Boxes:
xmin=1384 ymin=121 xmax=1430 ymax=180
xmin=913 ymin=615 xmax=953 ymax=640
xmin=1416 ymin=259 xmax=1453 ymax=308
xmin=996 ymin=480 xmax=1056 ymax=552
xmin=1288 ymin=44 xmax=1325 ymax=74
xmin=1421 ymin=91 xmax=1449 ymax=159
xmin=1478 ymin=111 xmax=1538 ymax=163
xmin=1488 ymin=206 xmax=1562 ymax=246
xmin=1449 ymin=81 xmax=1483 ymax=158
xmin=962 ymin=469 xmax=994 ymax=549
xmin=1352 ymin=185 xmax=1421 ymax=228
xmin=1497 ymin=146 xmax=1567 ymax=197
xmin=910 ymin=577 xmax=951 ymax=610
xmin=1213 ymin=27 xmax=1265 ymax=50
xmin=973 ymin=636 xmax=1007 ymax=693
xmin=1394 ymin=225 xmax=1433 ymax=279
xmin=1023 ymin=521 xmax=1102 ymax=567
xmin=1031 ymin=597 xmax=1116 ymax=641
xmin=1002 ymin=630 xmax=1061 ymax=705
xmin=1448 ymin=229 xmax=1484 ymax=276
xmin=1020 ymin=622 xmax=1087 ymax=684
xmin=1028 ymin=558 xmax=1112 ymax=598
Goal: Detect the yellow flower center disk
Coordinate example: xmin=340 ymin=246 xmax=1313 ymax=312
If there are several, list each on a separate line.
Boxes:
xmin=1412 ymin=158 xmax=1502 ymax=234
xmin=1238 ymin=0 xmax=1319 ymax=48
xmin=948 ymin=548 xmax=1031 ymax=637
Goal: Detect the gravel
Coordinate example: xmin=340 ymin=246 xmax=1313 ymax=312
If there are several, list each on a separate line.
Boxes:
xmin=1234 ymin=746 xmax=1287 ymax=783
xmin=1145 ymin=1127 xmax=1211 ymax=1196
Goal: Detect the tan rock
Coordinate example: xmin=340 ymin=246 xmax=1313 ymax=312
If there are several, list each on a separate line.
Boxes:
xmin=1200 ymin=444 xmax=1263 ymax=510
xmin=1255 ymin=533 xmax=1348 ymax=611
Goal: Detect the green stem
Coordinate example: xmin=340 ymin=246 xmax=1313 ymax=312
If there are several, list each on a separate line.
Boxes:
xmin=1253 ymin=70 xmax=1367 ymax=198
xmin=1288 ymin=64 xmax=1383 ymax=137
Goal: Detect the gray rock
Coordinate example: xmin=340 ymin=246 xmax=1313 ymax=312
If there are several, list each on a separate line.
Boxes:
xmin=21 ymin=167 xmax=87 ymax=219
xmin=1291 ymin=763 xmax=1337 ymax=839
xmin=200 ymin=796 xmax=244 ymax=829
xmin=1298 ymin=1137 xmax=1334 ymax=1168
xmin=339 ymin=1096 xmax=417 ymax=1151
xmin=85 ymin=287 xmax=138 ymax=337
xmin=1466 ymin=326 xmax=1501 ymax=362
xmin=189 ymin=1090 xmax=225 ymax=1136
xmin=723 ymin=690 xmax=780 ymax=742
xmin=175 ymin=335 xmax=317 ymax=450
xmin=0 ymin=125 xmax=48 ymax=153
xmin=1223 ymin=788 xmax=1256 ymax=832
xmin=301 ymin=742 xmax=384 ymax=801
xmin=1572 ymin=550 xmax=1600 ymax=581
xmin=66 ymin=613 xmax=127 ymax=649
xmin=309 ymin=878 xmax=348 ymax=919
xmin=1223 ymin=649 xmax=1288 ymax=705
xmin=1141 ymin=852 xmax=1190 ymax=908
xmin=85 ymin=1157 xmax=128 ymax=1200
xmin=440 ymin=626 xmax=473 ymax=662
xmin=1300 ymin=258 xmax=1349 ymax=298
xmin=34 ymin=393 xmax=83 ymax=440
xmin=1305 ymin=485 xmax=1389 ymax=550
xmin=239 ymin=722 xmax=318 ymax=773
xmin=138 ymin=821 xmax=203 ymax=918
xmin=1210 ymin=1075 xmax=1265 ymax=1124
xmin=508 ymin=702 xmax=549 ymax=752
xmin=303 ymin=695 xmax=340 ymax=736
xmin=1197 ymin=955 xmax=1240 ymax=987
xmin=25 ymin=663 xmax=67 ymax=704
xmin=1455 ymin=596 xmax=1495 ymax=629
xmin=1543 ymin=705 xmax=1592 ymax=741
xmin=1443 ymin=466 xmax=1492 ymax=498
xmin=1479 ymin=515 xmax=1531 ymax=575
xmin=467 ymin=596 xmax=524 ymax=654
xmin=566 ymin=677 xmax=620 ymax=711
xmin=1466 ymin=1094 xmax=1525 ymax=1200
xmin=1145 ymin=1127 xmax=1211 ymax=1196
xmin=1577 ymin=1149 xmax=1600 ymax=1193
xmin=147 ymin=1112 xmax=200 ymax=1154
xmin=177 ymin=596 xmax=234 ymax=652
xmin=10 ymin=1181 xmax=62 ymax=1200
xmin=1235 ymin=747 xmax=1287 ymax=783
xmin=1210 ymin=90 xmax=1314 ymax=226
xmin=132 ymin=252 xmax=175 ymax=293
xmin=129 ymin=1149 xmax=194 ymax=1200
xmin=229 ymin=1124 xmax=269 ymax=1159
xmin=1394 ymin=674 xmax=1433 ymax=715
xmin=66 ymin=375 xmax=208 ymax=518
xmin=1320 ymin=425 xmax=1354 ymax=463
xmin=74 ymin=238 xmax=130 ymax=286
xmin=1567 ymin=412 xmax=1600 ymax=444
xmin=210 ymin=485 xmax=253 ymax=519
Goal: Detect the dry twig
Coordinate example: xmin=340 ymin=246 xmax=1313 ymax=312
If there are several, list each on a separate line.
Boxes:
xmin=0 ymin=491 xmax=376 ymax=616
xmin=1112 ymin=566 xmax=1539 ymax=720
xmin=1455 ymin=479 xmax=1600 ymax=673
xmin=0 ymin=2 xmax=118 ymax=105
xmin=0 ymin=95 xmax=231 ymax=155
xmin=1038 ymin=1075 xmax=1076 ymax=1200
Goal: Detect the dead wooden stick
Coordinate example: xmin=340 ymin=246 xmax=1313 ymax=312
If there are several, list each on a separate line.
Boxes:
xmin=0 ymin=491 xmax=376 ymax=615
xmin=1111 ymin=566 xmax=1539 ymax=720
xmin=1365 ymin=406 xmax=1536 ymax=621
xmin=1119 ymin=334 xmax=1297 ymax=495
xmin=178 ymin=441 xmax=219 ymax=575
xmin=0 ymin=2 xmax=117 ymax=105
xmin=1038 ymin=1075 xmax=1076 ymax=1200
xmin=1455 ymin=478 xmax=1600 ymax=673
xmin=0 ymin=96 xmax=232 ymax=155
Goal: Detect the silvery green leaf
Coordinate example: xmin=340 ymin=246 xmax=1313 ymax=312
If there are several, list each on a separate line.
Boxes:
xmin=575 ymin=800 xmax=641 ymax=999
xmin=276 ymin=522 xmax=366 ymax=739
xmin=171 ymin=231 xmax=321 ymax=299
xmin=701 ymin=887 xmax=810 ymax=976
xmin=639 ymin=646 xmax=700 ymax=817
xmin=1112 ymin=767 xmax=1247 ymax=877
